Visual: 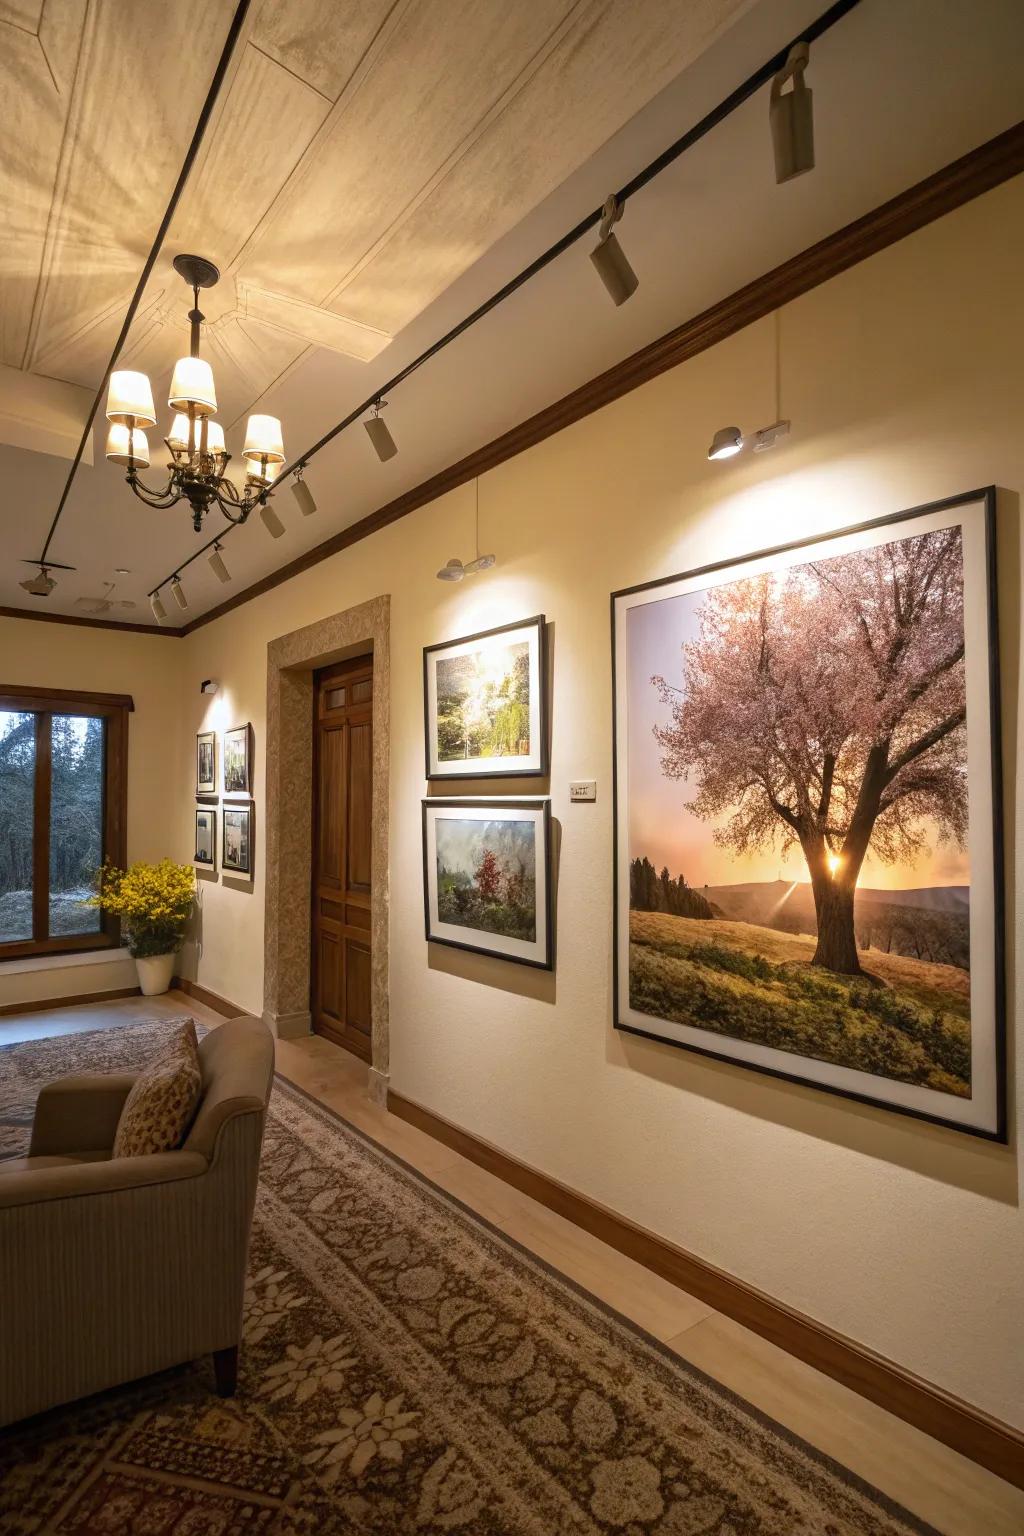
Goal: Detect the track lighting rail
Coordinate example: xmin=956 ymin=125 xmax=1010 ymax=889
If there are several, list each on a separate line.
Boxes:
xmin=89 ymin=0 xmax=862 ymax=610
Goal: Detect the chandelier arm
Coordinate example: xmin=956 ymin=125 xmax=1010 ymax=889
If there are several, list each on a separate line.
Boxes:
xmin=125 ymin=472 xmax=182 ymax=509
xmin=213 ymin=494 xmax=254 ymax=527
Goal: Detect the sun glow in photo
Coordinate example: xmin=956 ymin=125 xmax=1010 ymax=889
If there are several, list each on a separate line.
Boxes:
xmin=827 ymin=852 xmax=842 ymax=878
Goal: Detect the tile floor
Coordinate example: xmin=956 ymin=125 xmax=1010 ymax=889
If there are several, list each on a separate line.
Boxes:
xmin=2 ymin=990 xmax=1021 ymax=1536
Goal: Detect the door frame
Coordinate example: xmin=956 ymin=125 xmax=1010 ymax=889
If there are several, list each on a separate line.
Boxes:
xmin=263 ymin=595 xmax=390 ymax=1103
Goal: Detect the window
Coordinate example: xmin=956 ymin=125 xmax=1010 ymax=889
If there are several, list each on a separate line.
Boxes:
xmin=0 ymin=687 xmax=131 ymax=960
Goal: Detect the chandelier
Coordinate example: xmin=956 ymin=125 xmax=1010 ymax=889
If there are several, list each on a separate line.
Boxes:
xmin=104 ymin=255 xmax=285 ymax=532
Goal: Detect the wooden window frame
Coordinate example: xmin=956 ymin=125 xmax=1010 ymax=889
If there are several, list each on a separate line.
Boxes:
xmin=0 ymin=685 xmax=133 ymax=962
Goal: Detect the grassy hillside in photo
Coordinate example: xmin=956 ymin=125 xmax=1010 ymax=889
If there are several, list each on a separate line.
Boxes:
xmin=628 ymin=911 xmax=971 ymax=1097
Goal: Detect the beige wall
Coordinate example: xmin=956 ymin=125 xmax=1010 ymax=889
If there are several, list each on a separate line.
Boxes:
xmin=4 ymin=178 xmax=1022 ymax=1425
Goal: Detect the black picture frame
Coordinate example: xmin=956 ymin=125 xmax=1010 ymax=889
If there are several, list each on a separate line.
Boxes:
xmin=423 ymin=615 xmax=549 ymax=779
xmin=223 ymin=722 xmax=252 ymax=798
xmin=196 ymin=730 xmax=217 ymax=796
xmin=422 ymin=797 xmax=554 ymax=970
xmin=194 ymin=805 xmax=217 ymax=870
xmin=611 ymin=487 xmax=1005 ymax=1142
xmin=222 ymin=800 xmax=254 ymax=878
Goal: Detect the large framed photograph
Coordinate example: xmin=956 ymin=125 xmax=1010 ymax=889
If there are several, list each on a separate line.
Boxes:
xmin=194 ymin=806 xmax=217 ymax=870
xmin=223 ymin=722 xmax=252 ymax=797
xmin=424 ymin=615 xmax=547 ymax=778
xmin=222 ymin=801 xmax=254 ymax=878
xmin=423 ymin=798 xmax=553 ymax=969
xmin=612 ymin=488 xmax=1005 ymax=1140
xmin=196 ymin=730 xmax=217 ymax=796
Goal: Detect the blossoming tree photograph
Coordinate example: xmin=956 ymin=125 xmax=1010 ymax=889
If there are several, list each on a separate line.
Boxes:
xmin=613 ymin=492 xmax=1004 ymax=1138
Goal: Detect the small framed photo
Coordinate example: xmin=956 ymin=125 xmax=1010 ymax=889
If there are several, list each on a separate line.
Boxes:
xmin=223 ymin=722 xmax=252 ymax=797
xmin=194 ymin=806 xmax=217 ymax=870
xmin=196 ymin=730 xmax=217 ymax=796
xmin=424 ymin=615 xmax=548 ymax=779
xmin=222 ymin=801 xmax=254 ymax=878
xmin=423 ymin=798 xmax=553 ymax=969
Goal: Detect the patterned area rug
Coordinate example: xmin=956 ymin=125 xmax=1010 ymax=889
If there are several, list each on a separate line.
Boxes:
xmin=0 ymin=1019 xmax=938 ymax=1536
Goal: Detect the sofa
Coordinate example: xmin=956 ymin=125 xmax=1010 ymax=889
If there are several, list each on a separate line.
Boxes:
xmin=0 ymin=1015 xmax=274 ymax=1427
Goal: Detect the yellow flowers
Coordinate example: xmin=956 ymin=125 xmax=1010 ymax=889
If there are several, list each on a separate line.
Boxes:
xmin=85 ymin=858 xmax=195 ymax=959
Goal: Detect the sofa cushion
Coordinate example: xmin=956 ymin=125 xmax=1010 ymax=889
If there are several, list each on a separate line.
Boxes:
xmin=112 ymin=1020 xmax=202 ymax=1158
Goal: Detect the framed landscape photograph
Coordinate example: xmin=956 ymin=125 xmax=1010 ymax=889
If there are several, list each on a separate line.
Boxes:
xmin=196 ymin=730 xmax=217 ymax=796
xmin=194 ymin=806 xmax=216 ymax=870
xmin=424 ymin=615 xmax=547 ymax=778
xmin=223 ymin=722 xmax=252 ymax=797
xmin=222 ymin=801 xmax=254 ymax=878
xmin=423 ymin=798 xmax=553 ymax=969
xmin=612 ymin=488 xmax=1005 ymax=1140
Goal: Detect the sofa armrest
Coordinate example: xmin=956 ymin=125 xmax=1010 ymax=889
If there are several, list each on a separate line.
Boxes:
xmin=0 ymin=1149 xmax=208 ymax=1210
xmin=29 ymin=1072 xmax=138 ymax=1157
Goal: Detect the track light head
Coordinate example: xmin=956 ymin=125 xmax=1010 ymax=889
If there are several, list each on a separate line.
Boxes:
xmin=150 ymin=592 xmax=167 ymax=622
xmin=291 ymin=475 xmax=317 ymax=517
xmin=19 ymin=565 xmax=57 ymax=597
xmin=707 ymin=426 xmax=743 ymax=461
xmin=170 ymin=575 xmax=188 ymax=610
xmin=261 ymin=502 xmax=285 ymax=539
xmin=200 ymin=678 xmax=219 ymax=695
xmin=436 ymin=558 xmax=466 ymax=582
xmin=364 ymin=401 xmax=397 ymax=462
xmin=770 ymin=41 xmax=814 ymax=184
xmin=208 ymin=544 xmax=231 ymax=583
xmin=590 ymin=195 xmax=638 ymax=307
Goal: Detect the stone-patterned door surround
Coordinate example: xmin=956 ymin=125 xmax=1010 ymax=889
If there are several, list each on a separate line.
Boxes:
xmin=263 ymin=596 xmax=390 ymax=1103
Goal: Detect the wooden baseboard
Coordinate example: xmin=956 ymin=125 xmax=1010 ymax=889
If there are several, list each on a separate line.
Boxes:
xmin=388 ymin=1090 xmax=1024 ymax=1489
xmin=171 ymin=976 xmax=248 ymax=1020
xmin=0 ymin=985 xmax=140 ymax=1018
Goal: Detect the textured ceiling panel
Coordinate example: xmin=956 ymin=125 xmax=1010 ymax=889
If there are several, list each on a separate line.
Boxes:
xmin=249 ymin=0 xmax=399 ymax=103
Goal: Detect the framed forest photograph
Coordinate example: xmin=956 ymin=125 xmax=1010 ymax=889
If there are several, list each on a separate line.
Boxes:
xmin=424 ymin=615 xmax=547 ymax=778
xmin=222 ymin=802 xmax=254 ymax=878
xmin=612 ymin=488 xmax=1005 ymax=1139
xmin=194 ymin=806 xmax=216 ymax=871
xmin=223 ymin=722 xmax=252 ymax=797
xmin=423 ymin=798 xmax=553 ymax=969
xmin=196 ymin=730 xmax=217 ymax=797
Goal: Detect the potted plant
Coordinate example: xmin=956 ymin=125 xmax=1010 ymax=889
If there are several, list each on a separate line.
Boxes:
xmin=85 ymin=859 xmax=195 ymax=996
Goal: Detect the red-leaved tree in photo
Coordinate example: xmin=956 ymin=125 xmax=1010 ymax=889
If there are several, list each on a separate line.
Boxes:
xmin=653 ymin=527 xmax=968 ymax=976
xmin=475 ymin=848 xmax=502 ymax=901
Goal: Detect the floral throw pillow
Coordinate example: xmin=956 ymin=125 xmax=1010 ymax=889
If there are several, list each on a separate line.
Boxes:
xmin=112 ymin=1020 xmax=202 ymax=1158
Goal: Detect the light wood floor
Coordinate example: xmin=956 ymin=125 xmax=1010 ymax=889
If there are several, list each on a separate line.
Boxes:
xmin=4 ymin=990 xmax=1022 ymax=1536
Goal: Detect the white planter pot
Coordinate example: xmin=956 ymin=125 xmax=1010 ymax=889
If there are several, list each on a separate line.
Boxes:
xmin=136 ymin=952 xmax=176 ymax=997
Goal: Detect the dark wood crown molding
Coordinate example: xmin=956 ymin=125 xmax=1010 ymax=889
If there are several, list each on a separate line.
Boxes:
xmin=0 ymin=606 xmax=179 ymax=637
xmin=2 ymin=122 xmax=1021 ymax=641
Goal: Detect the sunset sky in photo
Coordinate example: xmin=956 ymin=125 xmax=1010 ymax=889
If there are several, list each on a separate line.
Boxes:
xmin=626 ymin=583 xmax=970 ymax=895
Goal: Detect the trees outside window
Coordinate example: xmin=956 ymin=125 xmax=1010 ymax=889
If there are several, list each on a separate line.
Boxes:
xmin=0 ymin=688 xmax=130 ymax=958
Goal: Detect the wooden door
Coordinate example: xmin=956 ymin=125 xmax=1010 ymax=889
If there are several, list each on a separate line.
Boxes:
xmin=311 ymin=656 xmax=374 ymax=1059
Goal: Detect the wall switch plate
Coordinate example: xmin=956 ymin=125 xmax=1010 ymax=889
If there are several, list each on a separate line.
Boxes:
xmin=569 ymin=780 xmax=597 ymax=802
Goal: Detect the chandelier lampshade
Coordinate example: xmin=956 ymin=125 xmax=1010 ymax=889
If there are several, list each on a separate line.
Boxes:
xmin=106 ymin=370 xmax=156 ymax=427
xmin=105 ymin=423 xmax=150 ymax=467
xmin=243 ymin=414 xmax=285 ymax=466
xmin=169 ymin=355 xmax=217 ymax=415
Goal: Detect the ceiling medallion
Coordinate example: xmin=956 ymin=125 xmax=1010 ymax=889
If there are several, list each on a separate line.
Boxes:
xmin=104 ymin=254 xmax=286 ymax=533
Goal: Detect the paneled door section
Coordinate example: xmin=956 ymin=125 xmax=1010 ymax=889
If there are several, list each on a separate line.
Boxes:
xmin=311 ymin=656 xmax=374 ymax=1059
